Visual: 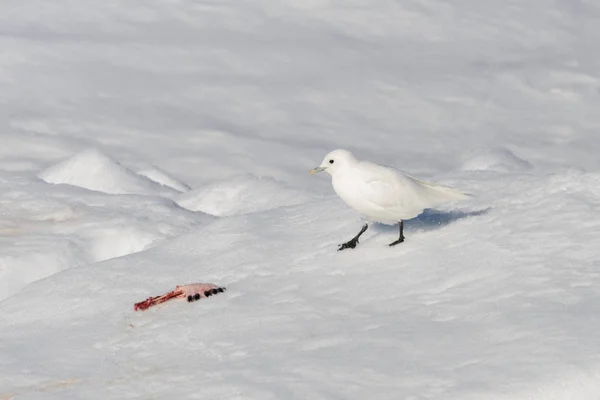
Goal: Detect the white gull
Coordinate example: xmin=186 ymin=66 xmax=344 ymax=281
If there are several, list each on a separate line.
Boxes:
xmin=310 ymin=149 xmax=470 ymax=250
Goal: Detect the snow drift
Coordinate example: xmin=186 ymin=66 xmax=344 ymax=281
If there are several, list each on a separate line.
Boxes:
xmin=136 ymin=165 xmax=191 ymax=193
xmin=38 ymin=148 xmax=179 ymax=196
xmin=461 ymin=148 xmax=532 ymax=173
xmin=177 ymin=174 xmax=316 ymax=217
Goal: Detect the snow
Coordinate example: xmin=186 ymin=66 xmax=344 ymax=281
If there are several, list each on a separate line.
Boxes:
xmin=136 ymin=166 xmax=191 ymax=193
xmin=38 ymin=148 xmax=179 ymax=196
xmin=176 ymin=174 xmax=316 ymax=216
xmin=461 ymin=148 xmax=533 ymax=173
xmin=0 ymin=168 xmax=211 ymax=301
xmin=1 ymin=0 xmax=600 ymax=399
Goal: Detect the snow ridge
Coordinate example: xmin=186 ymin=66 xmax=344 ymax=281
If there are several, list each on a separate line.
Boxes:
xmin=38 ymin=148 xmax=179 ymax=196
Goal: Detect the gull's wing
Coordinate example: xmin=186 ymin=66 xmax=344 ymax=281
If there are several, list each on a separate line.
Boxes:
xmin=349 ymin=161 xmax=469 ymax=221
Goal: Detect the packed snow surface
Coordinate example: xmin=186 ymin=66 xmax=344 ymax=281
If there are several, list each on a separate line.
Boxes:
xmin=176 ymin=174 xmax=316 ymax=216
xmin=1 ymin=0 xmax=600 ymax=399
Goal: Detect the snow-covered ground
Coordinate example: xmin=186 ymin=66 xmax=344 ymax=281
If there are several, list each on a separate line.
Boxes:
xmin=1 ymin=0 xmax=600 ymax=399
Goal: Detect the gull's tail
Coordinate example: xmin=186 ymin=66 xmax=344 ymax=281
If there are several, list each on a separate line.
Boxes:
xmin=412 ymin=176 xmax=473 ymax=202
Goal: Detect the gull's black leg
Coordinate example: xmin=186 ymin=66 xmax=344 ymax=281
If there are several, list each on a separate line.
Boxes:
xmin=388 ymin=220 xmax=405 ymax=247
xmin=338 ymin=223 xmax=368 ymax=251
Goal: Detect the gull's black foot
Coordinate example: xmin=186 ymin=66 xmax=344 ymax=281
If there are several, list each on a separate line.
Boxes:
xmin=388 ymin=237 xmax=405 ymax=247
xmin=338 ymin=238 xmax=359 ymax=251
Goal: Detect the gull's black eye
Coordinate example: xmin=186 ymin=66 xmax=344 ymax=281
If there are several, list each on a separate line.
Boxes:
xmin=329 ymin=159 xmax=334 ymax=164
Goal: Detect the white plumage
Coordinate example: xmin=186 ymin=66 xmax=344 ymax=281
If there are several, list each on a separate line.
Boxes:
xmin=310 ymin=149 xmax=470 ymax=249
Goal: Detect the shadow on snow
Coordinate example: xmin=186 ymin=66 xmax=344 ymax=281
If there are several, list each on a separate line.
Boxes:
xmin=372 ymin=208 xmax=490 ymax=234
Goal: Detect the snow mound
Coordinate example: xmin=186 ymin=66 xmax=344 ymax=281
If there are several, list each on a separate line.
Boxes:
xmin=0 ymin=236 xmax=84 ymax=301
xmin=461 ymin=148 xmax=532 ymax=172
xmin=38 ymin=148 xmax=178 ymax=196
xmin=177 ymin=174 xmax=315 ymax=216
xmin=136 ymin=166 xmax=191 ymax=192
xmin=0 ymin=175 xmax=213 ymax=301
xmin=0 ymin=225 xmax=158 ymax=301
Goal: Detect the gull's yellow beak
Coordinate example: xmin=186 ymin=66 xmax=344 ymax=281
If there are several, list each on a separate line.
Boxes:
xmin=309 ymin=166 xmax=325 ymax=174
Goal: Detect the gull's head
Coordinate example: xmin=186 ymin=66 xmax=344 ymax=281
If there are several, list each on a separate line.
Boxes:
xmin=310 ymin=149 xmax=358 ymax=176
